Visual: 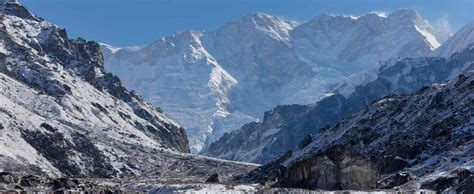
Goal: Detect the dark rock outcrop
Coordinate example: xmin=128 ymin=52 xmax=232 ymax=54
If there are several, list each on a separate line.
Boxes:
xmin=205 ymin=173 xmax=222 ymax=183
xmin=297 ymin=135 xmax=313 ymax=149
xmin=49 ymin=178 xmax=79 ymax=190
xmin=0 ymin=172 xmax=19 ymax=185
xmin=19 ymin=175 xmax=41 ymax=187
xmin=421 ymin=168 xmax=473 ymax=192
xmin=280 ymin=145 xmax=379 ymax=190
xmin=377 ymin=172 xmax=414 ymax=189
xmin=381 ymin=156 xmax=409 ymax=174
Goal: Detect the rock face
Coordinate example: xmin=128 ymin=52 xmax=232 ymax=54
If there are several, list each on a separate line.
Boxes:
xmin=281 ymin=145 xmax=379 ymax=190
xmin=420 ymin=168 xmax=473 ymax=192
xmin=206 ymin=46 xmax=474 ymax=164
xmin=0 ymin=1 xmax=256 ymax=179
xmin=103 ymin=10 xmax=448 ymax=153
xmin=243 ymin=71 xmax=474 ymax=191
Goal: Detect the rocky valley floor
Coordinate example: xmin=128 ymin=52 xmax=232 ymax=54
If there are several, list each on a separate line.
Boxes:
xmin=0 ymin=172 xmax=440 ymax=194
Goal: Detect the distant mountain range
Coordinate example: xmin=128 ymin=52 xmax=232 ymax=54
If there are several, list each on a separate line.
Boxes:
xmin=1 ymin=0 xmax=473 ymax=191
xmin=206 ymin=43 xmax=474 ymax=164
xmin=103 ymin=9 xmax=451 ymax=153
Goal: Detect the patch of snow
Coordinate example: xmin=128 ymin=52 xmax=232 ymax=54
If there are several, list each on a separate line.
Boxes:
xmin=369 ymin=11 xmax=387 ymax=18
xmin=415 ymin=25 xmax=441 ymax=50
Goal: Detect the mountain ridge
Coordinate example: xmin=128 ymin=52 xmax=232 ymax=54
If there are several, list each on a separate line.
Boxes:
xmin=206 ymin=45 xmax=474 ymax=164
xmin=103 ymin=9 xmax=450 ymax=153
xmin=0 ymin=1 xmax=256 ymax=179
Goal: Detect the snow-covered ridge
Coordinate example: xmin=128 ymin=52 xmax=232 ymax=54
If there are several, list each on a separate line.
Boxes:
xmin=104 ymin=9 xmax=450 ymax=154
xmin=103 ymin=31 xmax=249 ymax=153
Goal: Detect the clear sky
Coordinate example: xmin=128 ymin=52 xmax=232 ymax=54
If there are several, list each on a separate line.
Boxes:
xmin=20 ymin=0 xmax=473 ymax=47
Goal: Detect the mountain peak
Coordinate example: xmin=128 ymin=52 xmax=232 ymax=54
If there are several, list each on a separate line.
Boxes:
xmin=213 ymin=12 xmax=296 ymax=43
xmin=311 ymin=13 xmax=354 ymax=22
xmin=388 ymin=8 xmax=422 ymax=22
xmin=242 ymin=12 xmax=275 ymax=20
xmin=237 ymin=12 xmax=297 ymax=28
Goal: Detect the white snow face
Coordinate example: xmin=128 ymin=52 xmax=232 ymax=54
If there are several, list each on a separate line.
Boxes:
xmin=291 ymin=9 xmax=448 ymax=73
xmin=434 ymin=21 xmax=474 ymax=58
xmin=103 ymin=10 xmax=449 ymax=153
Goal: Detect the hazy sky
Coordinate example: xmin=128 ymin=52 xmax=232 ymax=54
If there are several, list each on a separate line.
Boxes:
xmin=21 ymin=0 xmax=473 ymax=47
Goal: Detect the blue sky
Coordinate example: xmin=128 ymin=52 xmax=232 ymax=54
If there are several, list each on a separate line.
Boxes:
xmin=21 ymin=0 xmax=473 ymax=47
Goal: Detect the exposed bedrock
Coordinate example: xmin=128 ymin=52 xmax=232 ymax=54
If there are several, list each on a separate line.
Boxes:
xmin=280 ymin=145 xmax=379 ymax=190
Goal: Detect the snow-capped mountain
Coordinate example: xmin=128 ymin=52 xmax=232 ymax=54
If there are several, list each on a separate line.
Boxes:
xmin=101 ymin=31 xmax=255 ymax=153
xmin=292 ymin=9 xmax=450 ymax=73
xmin=206 ymin=47 xmax=474 ymax=164
xmin=434 ymin=21 xmax=474 ymax=57
xmin=244 ymin=71 xmax=473 ymax=192
xmin=104 ymin=10 xmax=449 ymax=153
xmin=0 ymin=0 xmax=256 ymax=179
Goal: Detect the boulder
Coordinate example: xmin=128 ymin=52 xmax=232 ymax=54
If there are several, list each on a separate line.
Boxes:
xmin=205 ymin=173 xmax=221 ymax=183
xmin=49 ymin=178 xmax=79 ymax=190
xmin=297 ymin=135 xmax=313 ymax=149
xmin=0 ymin=172 xmax=19 ymax=184
xmin=19 ymin=175 xmax=41 ymax=187
xmin=377 ymin=172 xmax=414 ymax=189
xmin=280 ymin=145 xmax=379 ymax=190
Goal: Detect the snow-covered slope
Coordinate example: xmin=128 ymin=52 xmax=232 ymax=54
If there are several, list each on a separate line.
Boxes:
xmin=104 ymin=10 xmax=449 ymax=153
xmin=103 ymin=31 xmax=256 ymax=153
xmin=434 ymin=21 xmax=474 ymax=57
xmin=0 ymin=1 xmax=256 ymax=178
xmin=206 ymin=47 xmax=474 ymax=164
xmin=245 ymin=71 xmax=473 ymax=191
xmin=291 ymin=9 xmax=449 ymax=73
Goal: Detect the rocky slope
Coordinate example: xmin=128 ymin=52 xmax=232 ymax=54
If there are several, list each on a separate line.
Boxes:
xmin=103 ymin=10 xmax=449 ymax=153
xmin=243 ymin=71 xmax=473 ymax=192
xmin=206 ymin=46 xmax=474 ymax=164
xmin=0 ymin=0 xmax=256 ymax=179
